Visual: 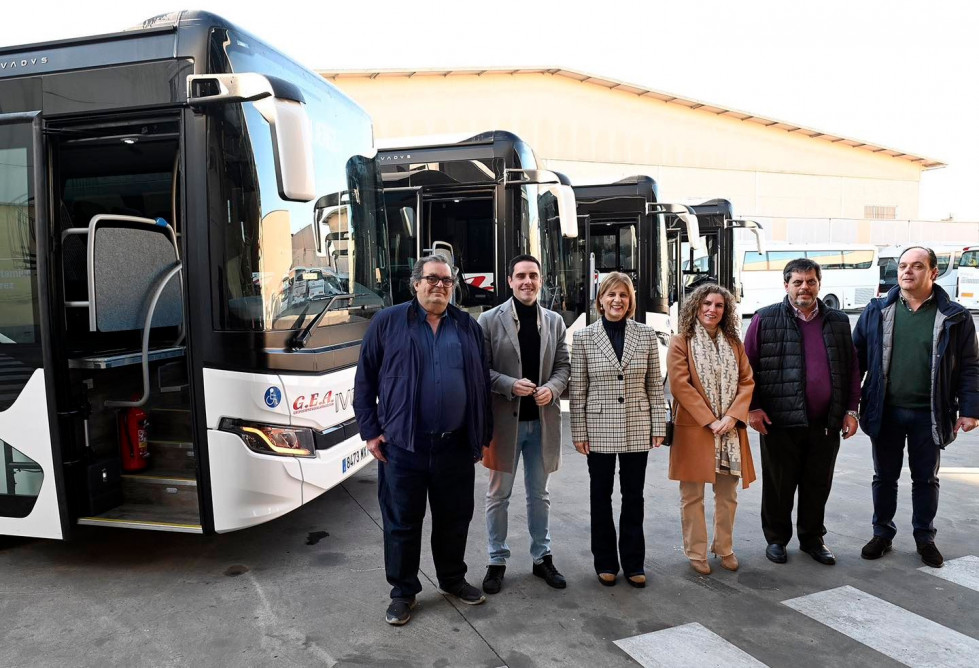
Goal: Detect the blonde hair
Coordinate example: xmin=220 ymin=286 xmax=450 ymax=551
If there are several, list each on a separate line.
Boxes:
xmin=595 ymin=272 xmax=637 ymax=319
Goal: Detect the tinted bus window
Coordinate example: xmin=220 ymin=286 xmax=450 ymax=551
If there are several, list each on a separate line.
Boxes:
xmin=841 ymin=249 xmax=875 ymax=269
xmin=210 ymin=30 xmax=390 ymax=332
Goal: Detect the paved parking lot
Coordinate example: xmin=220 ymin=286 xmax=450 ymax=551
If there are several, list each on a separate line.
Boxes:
xmin=2 ymin=313 xmax=978 ymax=667
xmin=2 ymin=414 xmax=977 ymax=667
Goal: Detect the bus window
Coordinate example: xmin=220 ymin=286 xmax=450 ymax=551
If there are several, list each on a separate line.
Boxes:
xmin=213 ymin=35 xmax=390 ymax=334
xmin=841 ymin=249 xmax=875 ymax=270
xmin=807 ymin=250 xmax=844 ymax=269
xmin=767 ymin=251 xmax=802 ymax=273
xmin=743 ymin=251 xmax=767 ymax=271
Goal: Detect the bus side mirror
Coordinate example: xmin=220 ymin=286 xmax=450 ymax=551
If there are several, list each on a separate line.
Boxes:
xmin=649 ymin=203 xmax=703 ymax=251
xmin=187 ymin=73 xmax=315 ymax=202
xmin=542 ymin=184 xmax=579 ymax=238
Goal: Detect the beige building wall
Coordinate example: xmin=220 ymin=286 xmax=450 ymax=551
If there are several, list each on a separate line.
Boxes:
xmin=325 ymin=71 xmax=926 ymax=223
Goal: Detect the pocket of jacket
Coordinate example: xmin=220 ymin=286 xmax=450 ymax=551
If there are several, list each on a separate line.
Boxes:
xmin=586 ymin=401 xmax=603 ymax=414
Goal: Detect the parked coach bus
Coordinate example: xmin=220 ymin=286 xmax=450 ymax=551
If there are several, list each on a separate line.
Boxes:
xmin=568 ymin=176 xmax=699 ymax=369
xmin=377 ymin=131 xmax=578 ymax=319
xmin=569 ymin=178 xmax=761 ymax=371
xmin=0 ymin=11 xmax=390 ymax=539
xmin=739 ymin=243 xmax=878 ymax=315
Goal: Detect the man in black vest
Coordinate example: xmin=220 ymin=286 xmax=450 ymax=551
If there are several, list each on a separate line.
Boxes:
xmin=744 ymin=258 xmax=861 ymax=565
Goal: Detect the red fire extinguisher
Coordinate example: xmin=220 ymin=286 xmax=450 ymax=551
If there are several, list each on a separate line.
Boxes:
xmin=119 ymin=406 xmax=150 ymax=472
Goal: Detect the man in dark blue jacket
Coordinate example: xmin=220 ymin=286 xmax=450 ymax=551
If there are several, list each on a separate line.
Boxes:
xmin=354 ymin=255 xmax=492 ymax=625
xmin=854 ymin=247 xmax=979 ymax=568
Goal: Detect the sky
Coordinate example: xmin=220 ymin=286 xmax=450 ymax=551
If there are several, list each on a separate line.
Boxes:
xmin=2 ymin=0 xmax=976 ymax=221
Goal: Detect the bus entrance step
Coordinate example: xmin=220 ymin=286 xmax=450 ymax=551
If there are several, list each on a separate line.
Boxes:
xmin=145 ymin=406 xmax=193 ymax=442
xmin=121 ymin=470 xmax=198 ymax=510
xmin=146 ymin=440 xmax=196 ymax=474
xmin=77 ymin=503 xmax=202 ymax=533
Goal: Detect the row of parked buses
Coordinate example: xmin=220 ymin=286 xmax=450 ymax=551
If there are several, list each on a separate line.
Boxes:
xmin=0 ymin=12 xmax=970 ymax=542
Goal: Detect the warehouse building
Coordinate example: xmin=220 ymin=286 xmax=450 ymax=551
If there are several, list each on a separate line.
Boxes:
xmin=319 ymin=67 xmax=960 ymax=243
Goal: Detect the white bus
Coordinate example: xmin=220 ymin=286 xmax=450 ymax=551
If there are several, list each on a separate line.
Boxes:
xmin=739 ymin=243 xmax=878 ymax=315
xmin=956 ymin=246 xmax=979 ymax=309
xmin=878 ymin=244 xmax=965 ymax=298
xmin=0 ymin=12 xmax=389 ymax=539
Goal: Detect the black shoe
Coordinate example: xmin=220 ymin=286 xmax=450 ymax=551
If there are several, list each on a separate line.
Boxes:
xmin=385 ymin=597 xmax=416 ymax=626
xmin=766 ymin=543 xmax=787 ymax=564
xmin=482 ymin=565 xmax=506 ymax=594
xmin=532 ymin=555 xmax=567 ymax=589
xmin=861 ymin=536 xmax=893 ymax=560
xmin=800 ymin=542 xmax=837 ymax=565
xmin=917 ymin=542 xmax=944 ymax=568
xmin=439 ymin=580 xmax=486 ymax=605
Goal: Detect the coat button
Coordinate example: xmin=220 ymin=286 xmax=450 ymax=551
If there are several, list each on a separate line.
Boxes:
xmin=618 ymin=397 xmax=624 ymax=403
xmin=513 ymin=412 xmax=518 ymax=417
xmin=618 ymin=374 xmax=624 ymax=380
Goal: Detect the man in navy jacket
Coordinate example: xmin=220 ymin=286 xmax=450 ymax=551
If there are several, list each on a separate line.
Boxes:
xmin=354 ymin=255 xmax=492 ymax=625
xmin=854 ymin=247 xmax=979 ymax=568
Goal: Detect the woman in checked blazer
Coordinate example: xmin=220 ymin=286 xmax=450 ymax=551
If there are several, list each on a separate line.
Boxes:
xmin=570 ymin=272 xmax=667 ymax=588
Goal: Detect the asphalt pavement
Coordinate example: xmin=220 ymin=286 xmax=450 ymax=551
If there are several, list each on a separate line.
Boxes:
xmin=1 ymin=315 xmax=978 ymax=667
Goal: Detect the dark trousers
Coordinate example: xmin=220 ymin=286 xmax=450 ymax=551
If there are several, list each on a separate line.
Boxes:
xmin=871 ymin=406 xmax=940 ymax=544
xmin=587 ymin=451 xmax=649 ymax=576
xmin=377 ymin=433 xmax=475 ymax=600
xmin=760 ymin=424 xmax=840 ymax=547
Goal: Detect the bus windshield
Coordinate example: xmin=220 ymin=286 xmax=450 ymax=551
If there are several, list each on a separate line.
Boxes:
xmin=209 ymin=29 xmax=390 ymax=331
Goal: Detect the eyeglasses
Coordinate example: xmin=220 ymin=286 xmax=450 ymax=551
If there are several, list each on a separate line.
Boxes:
xmin=421 ymin=275 xmax=456 ymax=288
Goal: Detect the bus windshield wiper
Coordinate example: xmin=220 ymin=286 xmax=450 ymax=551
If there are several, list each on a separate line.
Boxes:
xmin=289 ymin=293 xmax=355 ymax=350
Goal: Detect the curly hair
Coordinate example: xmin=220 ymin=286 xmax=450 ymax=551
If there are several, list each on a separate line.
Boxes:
xmin=677 ymin=284 xmax=741 ymax=341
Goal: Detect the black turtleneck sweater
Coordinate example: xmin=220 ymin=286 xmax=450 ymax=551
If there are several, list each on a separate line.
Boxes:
xmin=602 ymin=316 xmax=626 ymax=361
xmin=514 ymin=299 xmax=541 ymax=421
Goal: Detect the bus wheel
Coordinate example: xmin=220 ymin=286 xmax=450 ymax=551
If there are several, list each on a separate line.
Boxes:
xmin=823 ymin=294 xmax=840 ymax=310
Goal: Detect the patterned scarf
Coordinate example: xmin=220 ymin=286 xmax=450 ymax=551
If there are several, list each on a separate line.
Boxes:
xmin=690 ymin=321 xmax=741 ymax=477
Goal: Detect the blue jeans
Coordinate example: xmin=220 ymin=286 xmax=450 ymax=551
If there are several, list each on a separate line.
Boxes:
xmin=485 ymin=420 xmax=552 ymax=565
xmin=871 ymin=405 xmax=941 ymax=544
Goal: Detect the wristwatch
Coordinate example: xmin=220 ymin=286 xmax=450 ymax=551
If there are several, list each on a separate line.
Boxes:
xmin=846 ymin=410 xmax=859 ymax=420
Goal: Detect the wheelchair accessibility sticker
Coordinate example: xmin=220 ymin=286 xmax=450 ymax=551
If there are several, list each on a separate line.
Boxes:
xmin=264 ymin=387 xmax=282 ymax=408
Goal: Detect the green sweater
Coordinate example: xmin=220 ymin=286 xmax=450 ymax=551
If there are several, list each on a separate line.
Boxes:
xmin=886 ymin=298 xmax=937 ymax=410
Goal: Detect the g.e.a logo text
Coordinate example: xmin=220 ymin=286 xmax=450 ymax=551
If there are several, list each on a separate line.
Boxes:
xmin=292 ymin=388 xmax=354 ymax=414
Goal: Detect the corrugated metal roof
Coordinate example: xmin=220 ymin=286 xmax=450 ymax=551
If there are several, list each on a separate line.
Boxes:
xmin=318 ymin=66 xmax=946 ymax=170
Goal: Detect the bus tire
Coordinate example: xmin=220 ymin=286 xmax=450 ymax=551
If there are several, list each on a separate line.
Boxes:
xmin=823 ymin=294 xmax=840 ymax=310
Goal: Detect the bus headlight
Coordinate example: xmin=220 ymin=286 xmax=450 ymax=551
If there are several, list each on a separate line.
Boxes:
xmin=219 ymin=419 xmax=316 ymax=458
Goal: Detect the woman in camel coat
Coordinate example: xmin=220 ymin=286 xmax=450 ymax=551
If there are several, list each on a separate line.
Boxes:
xmin=667 ymin=284 xmax=755 ymax=576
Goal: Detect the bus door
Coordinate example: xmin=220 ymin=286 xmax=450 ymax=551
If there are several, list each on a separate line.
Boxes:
xmin=0 ymin=113 xmax=66 ymax=539
xmin=587 ymin=219 xmax=640 ymax=321
xmin=419 ymin=190 xmax=497 ymax=314
xmin=382 ymin=186 xmax=422 ymax=303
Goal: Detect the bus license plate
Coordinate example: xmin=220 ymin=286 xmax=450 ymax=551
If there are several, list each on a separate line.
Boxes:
xmin=342 ymin=446 xmax=368 ymax=474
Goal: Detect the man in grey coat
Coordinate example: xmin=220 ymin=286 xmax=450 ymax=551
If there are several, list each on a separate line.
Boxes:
xmin=478 ymin=254 xmax=571 ymax=594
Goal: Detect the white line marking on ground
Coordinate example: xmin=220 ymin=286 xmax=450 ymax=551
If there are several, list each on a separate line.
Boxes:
xmin=941 ymin=467 xmax=979 ymax=474
xmin=614 ymin=622 xmax=768 ymax=667
xmin=782 ymin=585 xmax=979 ymax=667
xmin=919 ymin=555 xmax=979 ymax=593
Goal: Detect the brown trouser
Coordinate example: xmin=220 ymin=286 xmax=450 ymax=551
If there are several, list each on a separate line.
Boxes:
xmin=679 ymin=473 xmax=739 ymax=560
